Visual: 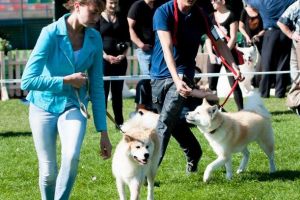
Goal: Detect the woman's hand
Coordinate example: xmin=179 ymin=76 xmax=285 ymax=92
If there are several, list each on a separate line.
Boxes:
xmin=99 ymin=131 xmax=112 ymax=160
xmin=116 ymin=54 xmax=126 ymax=62
xmin=63 ymin=72 xmax=87 ymax=88
xmin=104 ymin=54 xmax=119 ymax=64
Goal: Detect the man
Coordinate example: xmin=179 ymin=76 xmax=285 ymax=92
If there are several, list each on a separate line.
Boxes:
xmin=277 ymin=0 xmax=300 ymax=81
xmin=150 ymin=0 xmax=242 ymax=173
xmin=245 ymin=0 xmax=296 ymax=98
xmin=128 ymin=0 xmax=156 ymax=75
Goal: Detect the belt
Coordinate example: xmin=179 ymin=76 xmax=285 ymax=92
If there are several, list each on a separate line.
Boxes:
xmin=266 ymin=27 xmax=279 ymax=31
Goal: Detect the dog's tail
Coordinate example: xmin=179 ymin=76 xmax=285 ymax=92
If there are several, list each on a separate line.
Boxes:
xmin=122 ymin=111 xmax=159 ymax=132
xmin=244 ymin=91 xmax=271 ymax=119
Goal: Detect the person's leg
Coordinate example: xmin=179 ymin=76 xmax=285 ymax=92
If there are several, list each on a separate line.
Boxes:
xmin=111 ymin=59 xmax=127 ymax=125
xmin=135 ymin=48 xmax=152 ymax=75
xmin=207 ymin=63 xmax=221 ymax=92
xmin=55 ymin=107 xmax=87 ymax=200
xmin=171 ymin=119 xmax=202 ymax=172
xmin=135 ymin=79 xmax=153 ymax=110
xmin=111 ymin=79 xmax=125 ymax=125
xmin=275 ymin=31 xmax=292 ymax=98
xmin=289 ymin=42 xmax=297 ymax=81
xmin=227 ymin=74 xmax=244 ymax=110
xmin=151 ymin=78 xmax=186 ymax=165
xmin=29 ymin=103 xmax=59 ymax=200
xmin=259 ymin=30 xmax=279 ymax=98
xmin=103 ymin=60 xmax=111 ymax=109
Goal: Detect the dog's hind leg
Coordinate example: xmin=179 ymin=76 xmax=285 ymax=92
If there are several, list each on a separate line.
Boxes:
xmin=116 ymin=178 xmax=126 ymax=200
xmin=225 ymin=157 xmax=233 ymax=180
xmin=203 ymin=156 xmax=227 ymax=182
xmin=257 ymin=132 xmax=276 ymax=173
xmin=237 ymin=147 xmax=250 ymax=174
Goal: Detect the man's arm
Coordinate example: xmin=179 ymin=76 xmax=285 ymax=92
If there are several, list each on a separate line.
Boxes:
xmin=127 ymin=18 xmax=152 ymax=51
xmin=157 ymin=30 xmax=192 ymax=97
xmin=277 ymin=21 xmax=300 ymax=41
xmin=127 ymin=18 xmax=143 ymax=48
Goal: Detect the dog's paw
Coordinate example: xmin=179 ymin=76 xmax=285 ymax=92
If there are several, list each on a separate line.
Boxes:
xmin=236 ymin=169 xmax=244 ymax=174
xmin=203 ymin=172 xmax=211 ymax=183
xmin=203 ymin=176 xmax=210 ymax=183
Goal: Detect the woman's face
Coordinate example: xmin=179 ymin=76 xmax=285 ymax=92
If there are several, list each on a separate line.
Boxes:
xmin=75 ymin=2 xmax=100 ymax=27
xmin=211 ymin=0 xmax=223 ymax=10
xmin=105 ymin=0 xmax=119 ymax=13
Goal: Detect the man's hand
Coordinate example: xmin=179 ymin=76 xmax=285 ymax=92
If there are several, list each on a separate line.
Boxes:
xmin=99 ymin=131 xmax=112 ymax=160
xmin=174 ymin=78 xmax=192 ymax=98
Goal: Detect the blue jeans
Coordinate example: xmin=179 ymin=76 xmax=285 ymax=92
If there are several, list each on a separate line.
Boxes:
xmin=29 ymin=104 xmax=87 ymax=200
xmin=151 ymin=78 xmax=202 ymax=165
xmin=135 ymin=48 xmax=152 ymax=75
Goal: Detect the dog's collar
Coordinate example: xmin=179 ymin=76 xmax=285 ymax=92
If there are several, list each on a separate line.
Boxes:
xmin=208 ymin=119 xmax=224 ymax=134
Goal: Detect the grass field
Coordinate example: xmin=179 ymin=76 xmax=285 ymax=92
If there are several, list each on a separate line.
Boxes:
xmin=1 ymin=97 xmax=300 ymax=200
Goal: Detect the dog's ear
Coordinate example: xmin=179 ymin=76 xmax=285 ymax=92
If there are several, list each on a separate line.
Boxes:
xmin=209 ymin=105 xmax=219 ymax=119
xmin=202 ymin=98 xmax=210 ymax=105
xmin=124 ymin=134 xmax=135 ymax=143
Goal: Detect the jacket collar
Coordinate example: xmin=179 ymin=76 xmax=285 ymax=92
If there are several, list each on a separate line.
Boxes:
xmin=56 ymin=14 xmax=96 ymax=69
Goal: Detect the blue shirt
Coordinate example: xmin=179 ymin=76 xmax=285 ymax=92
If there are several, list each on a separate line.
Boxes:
xmin=246 ymin=0 xmax=296 ymax=29
xmin=150 ymin=1 xmax=210 ymax=79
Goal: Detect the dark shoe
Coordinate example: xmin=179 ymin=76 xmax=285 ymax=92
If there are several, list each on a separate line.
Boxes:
xmin=186 ymin=162 xmax=198 ymax=175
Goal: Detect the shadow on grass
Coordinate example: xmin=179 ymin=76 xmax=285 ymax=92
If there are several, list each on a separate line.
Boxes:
xmin=0 ymin=131 xmax=32 ymax=138
xmin=250 ymin=170 xmax=300 ymax=181
xmin=270 ymin=110 xmax=293 ymax=116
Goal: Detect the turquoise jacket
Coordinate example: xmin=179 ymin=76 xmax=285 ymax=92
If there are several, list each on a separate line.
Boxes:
xmin=21 ymin=14 xmax=107 ymax=132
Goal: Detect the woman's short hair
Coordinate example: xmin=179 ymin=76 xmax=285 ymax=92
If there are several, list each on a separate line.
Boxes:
xmin=64 ymin=0 xmax=105 ymax=12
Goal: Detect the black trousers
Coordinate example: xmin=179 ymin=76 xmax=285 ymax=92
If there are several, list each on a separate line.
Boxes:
xmin=103 ymin=59 xmax=127 ymax=125
xmin=259 ymin=29 xmax=292 ymax=98
xmin=134 ymin=79 xmax=153 ymax=110
xmin=207 ymin=63 xmax=244 ymax=111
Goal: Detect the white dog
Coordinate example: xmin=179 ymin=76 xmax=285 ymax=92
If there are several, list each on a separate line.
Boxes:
xmin=186 ymin=92 xmax=276 ymax=182
xmin=237 ymin=45 xmax=260 ymax=93
xmin=112 ymin=111 xmax=161 ymax=200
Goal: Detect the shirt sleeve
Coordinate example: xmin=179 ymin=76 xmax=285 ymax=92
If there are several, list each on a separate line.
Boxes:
xmin=153 ymin=6 xmax=171 ymax=32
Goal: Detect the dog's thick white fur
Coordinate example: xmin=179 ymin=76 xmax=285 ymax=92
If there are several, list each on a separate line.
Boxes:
xmin=112 ymin=111 xmax=161 ymax=200
xmin=186 ymin=91 xmax=276 ymax=182
xmin=237 ymin=45 xmax=260 ymax=93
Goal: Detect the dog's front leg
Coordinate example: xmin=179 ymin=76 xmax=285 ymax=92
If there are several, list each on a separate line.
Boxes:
xmin=225 ymin=157 xmax=233 ymax=180
xmin=116 ymin=178 xmax=126 ymax=200
xmin=203 ymin=156 xmax=227 ymax=182
xmin=146 ymin=174 xmax=155 ymax=200
xmin=129 ymin=179 xmax=141 ymax=200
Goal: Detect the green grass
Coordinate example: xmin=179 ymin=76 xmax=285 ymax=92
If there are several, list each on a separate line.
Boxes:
xmin=1 ymin=97 xmax=300 ymax=200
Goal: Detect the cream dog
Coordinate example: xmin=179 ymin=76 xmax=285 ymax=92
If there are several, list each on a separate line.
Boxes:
xmin=186 ymin=91 xmax=276 ymax=182
xmin=112 ymin=111 xmax=161 ymax=200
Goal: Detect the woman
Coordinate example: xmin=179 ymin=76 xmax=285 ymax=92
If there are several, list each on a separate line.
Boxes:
xmin=96 ymin=0 xmax=129 ymax=127
xmin=21 ymin=1 xmax=112 ymax=199
xmin=206 ymin=0 xmax=244 ymax=110
xmin=239 ymin=4 xmax=264 ymax=52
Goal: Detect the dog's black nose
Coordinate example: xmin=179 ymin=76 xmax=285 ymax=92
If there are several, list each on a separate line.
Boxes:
xmin=185 ymin=113 xmax=189 ymax=117
xmin=144 ymin=153 xmax=149 ymax=159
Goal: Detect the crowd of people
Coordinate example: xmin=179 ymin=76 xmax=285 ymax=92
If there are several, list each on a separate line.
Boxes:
xmin=20 ymin=0 xmax=299 ymax=199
